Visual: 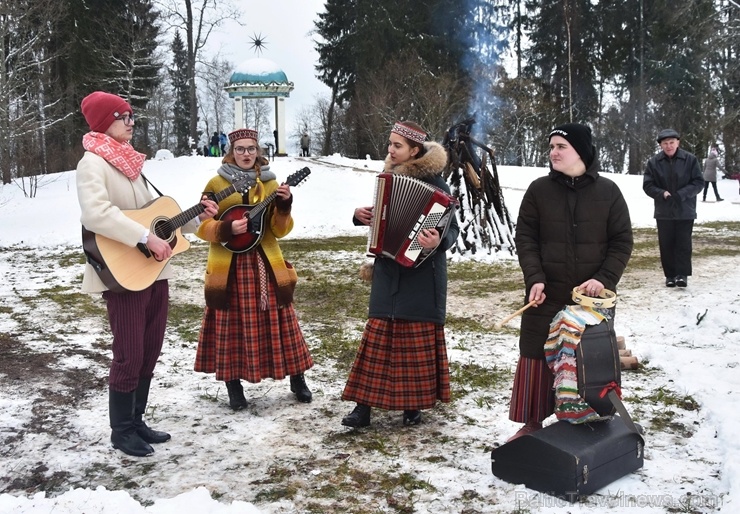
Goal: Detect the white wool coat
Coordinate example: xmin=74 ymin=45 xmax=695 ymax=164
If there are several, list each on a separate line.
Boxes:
xmin=76 ymin=151 xmax=198 ymax=293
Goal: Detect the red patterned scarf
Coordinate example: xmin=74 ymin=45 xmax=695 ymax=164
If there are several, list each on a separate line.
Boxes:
xmin=82 ymin=131 xmax=147 ymax=180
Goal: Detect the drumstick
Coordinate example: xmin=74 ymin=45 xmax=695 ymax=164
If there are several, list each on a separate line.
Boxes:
xmin=495 ymin=300 xmax=537 ymax=329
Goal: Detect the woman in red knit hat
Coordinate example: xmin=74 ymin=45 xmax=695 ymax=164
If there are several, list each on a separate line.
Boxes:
xmin=75 ymin=91 xmax=218 ymax=457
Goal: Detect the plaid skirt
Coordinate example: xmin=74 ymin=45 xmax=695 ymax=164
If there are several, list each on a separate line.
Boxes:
xmin=341 ymin=318 xmax=450 ymax=411
xmin=508 ymin=356 xmax=555 ymax=423
xmin=195 ymin=251 xmax=313 ymax=383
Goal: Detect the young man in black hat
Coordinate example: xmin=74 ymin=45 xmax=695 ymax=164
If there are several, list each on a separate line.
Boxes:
xmin=508 ymin=123 xmax=633 ymax=441
xmin=643 ymin=129 xmax=704 ymax=288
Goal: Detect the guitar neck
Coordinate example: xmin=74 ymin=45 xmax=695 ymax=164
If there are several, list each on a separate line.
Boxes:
xmin=169 ymin=183 xmax=240 ymax=229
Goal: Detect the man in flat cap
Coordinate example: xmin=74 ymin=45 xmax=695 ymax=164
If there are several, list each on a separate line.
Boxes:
xmin=643 ymin=129 xmax=704 ymax=288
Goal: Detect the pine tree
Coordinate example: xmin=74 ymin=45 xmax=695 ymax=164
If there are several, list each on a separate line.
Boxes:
xmin=523 ymin=0 xmax=599 ymax=124
xmin=315 ymin=0 xmax=501 ymax=158
xmin=713 ymin=0 xmax=740 ymax=174
xmin=170 ymin=31 xmax=191 ymax=156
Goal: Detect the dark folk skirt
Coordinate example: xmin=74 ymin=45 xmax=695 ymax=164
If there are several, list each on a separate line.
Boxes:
xmin=341 ymin=318 xmax=450 ymax=411
xmin=508 ymin=356 xmax=555 ymax=423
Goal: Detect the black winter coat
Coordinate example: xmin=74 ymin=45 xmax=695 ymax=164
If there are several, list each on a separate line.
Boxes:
xmin=643 ymin=148 xmax=704 ymax=220
xmin=354 ymin=141 xmax=459 ymax=325
xmin=515 ymin=161 xmax=633 ymax=359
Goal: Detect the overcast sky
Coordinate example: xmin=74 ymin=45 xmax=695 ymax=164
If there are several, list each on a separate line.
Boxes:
xmin=205 ymin=0 xmax=330 ymax=136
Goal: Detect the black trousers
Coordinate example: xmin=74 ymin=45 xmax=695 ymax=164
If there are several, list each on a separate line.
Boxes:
xmin=702 ymin=180 xmax=721 ymax=200
xmin=656 ymin=219 xmax=694 ymax=278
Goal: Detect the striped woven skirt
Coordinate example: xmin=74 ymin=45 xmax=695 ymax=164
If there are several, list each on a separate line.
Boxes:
xmin=508 ymin=356 xmax=555 ymax=423
xmin=195 ymin=251 xmax=313 ymax=383
xmin=341 ymin=318 xmax=450 ymax=411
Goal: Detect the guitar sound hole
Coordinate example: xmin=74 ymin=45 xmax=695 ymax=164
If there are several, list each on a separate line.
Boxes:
xmin=153 ymin=220 xmax=173 ymax=240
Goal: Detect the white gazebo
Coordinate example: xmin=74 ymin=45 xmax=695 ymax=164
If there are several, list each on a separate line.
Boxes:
xmin=224 ymin=58 xmax=294 ymax=156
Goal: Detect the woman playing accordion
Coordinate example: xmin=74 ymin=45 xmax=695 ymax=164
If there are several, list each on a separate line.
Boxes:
xmin=341 ymin=121 xmax=460 ymax=428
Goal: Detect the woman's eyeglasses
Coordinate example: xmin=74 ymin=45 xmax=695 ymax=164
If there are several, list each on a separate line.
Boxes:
xmin=234 ymin=145 xmax=258 ymax=155
xmin=115 ymin=114 xmax=135 ymax=125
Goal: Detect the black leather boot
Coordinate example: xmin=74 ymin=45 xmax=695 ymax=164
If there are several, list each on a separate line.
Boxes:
xmin=109 ymin=388 xmax=154 ymax=457
xmin=290 ymin=374 xmax=312 ymax=403
xmin=341 ymin=404 xmax=371 ymax=427
xmin=134 ymin=378 xmax=171 ymax=444
xmin=403 ymin=410 xmax=422 ymax=425
xmin=225 ymin=379 xmax=248 ymax=411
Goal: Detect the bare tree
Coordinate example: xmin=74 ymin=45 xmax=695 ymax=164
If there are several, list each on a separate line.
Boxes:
xmin=291 ymin=98 xmax=331 ymax=157
xmin=350 ymin=53 xmax=468 ymax=159
xmin=196 ymin=57 xmax=233 ymax=140
xmin=0 ymin=0 xmax=67 ymax=192
xmin=242 ymin=99 xmax=272 ymax=147
xmin=144 ymin=65 xmax=177 ymax=152
xmin=155 ymin=0 xmax=242 ymax=149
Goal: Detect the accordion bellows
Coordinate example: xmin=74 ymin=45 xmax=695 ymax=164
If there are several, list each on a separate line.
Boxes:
xmin=367 ymin=173 xmax=457 ymax=267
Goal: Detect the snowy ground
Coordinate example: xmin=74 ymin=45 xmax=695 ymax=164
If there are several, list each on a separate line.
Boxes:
xmin=0 ymin=154 xmax=738 ymax=513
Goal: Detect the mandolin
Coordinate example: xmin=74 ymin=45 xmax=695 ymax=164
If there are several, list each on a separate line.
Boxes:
xmin=220 ymin=167 xmax=311 ymax=253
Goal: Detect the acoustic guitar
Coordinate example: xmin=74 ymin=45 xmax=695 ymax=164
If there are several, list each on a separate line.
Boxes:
xmin=82 ymin=175 xmax=253 ymax=292
xmin=220 ymin=167 xmax=311 ymax=253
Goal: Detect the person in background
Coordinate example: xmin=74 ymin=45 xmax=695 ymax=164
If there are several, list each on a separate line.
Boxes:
xmin=76 ymin=91 xmax=218 ymax=457
xmin=300 ymin=132 xmax=311 ymax=157
xmin=219 ymin=131 xmax=228 ymax=156
xmin=510 ymin=123 xmax=632 ymax=441
xmin=194 ymin=128 xmax=313 ymax=410
xmin=643 ymin=129 xmax=704 ymax=288
xmin=702 ymin=145 xmax=723 ymax=202
xmin=210 ymin=132 xmax=221 ymax=157
xmin=341 ymin=121 xmax=459 ymax=428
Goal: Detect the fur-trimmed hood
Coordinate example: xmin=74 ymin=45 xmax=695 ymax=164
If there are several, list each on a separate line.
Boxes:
xmin=383 ymin=141 xmax=448 ymax=180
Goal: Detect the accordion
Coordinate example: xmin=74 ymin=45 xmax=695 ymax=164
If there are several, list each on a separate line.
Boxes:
xmin=367 ymin=173 xmax=457 ymax=267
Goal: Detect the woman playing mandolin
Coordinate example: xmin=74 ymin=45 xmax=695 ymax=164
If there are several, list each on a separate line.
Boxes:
xmin=194 ymin=128 xmax=314 ymax=410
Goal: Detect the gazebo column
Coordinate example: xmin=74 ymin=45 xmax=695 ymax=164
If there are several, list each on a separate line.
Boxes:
xmin=234 ymin=97 xmax=244 ymax=129
xmin=275 ymin=97 xmax=288 ymax=156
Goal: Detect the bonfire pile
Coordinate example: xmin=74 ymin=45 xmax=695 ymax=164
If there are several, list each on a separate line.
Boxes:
xmin=443 ymin=118 xmax=516 ymax=257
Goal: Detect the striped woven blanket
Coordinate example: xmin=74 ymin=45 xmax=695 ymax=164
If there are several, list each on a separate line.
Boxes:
xmin=544 ymin=305 xmax=608 ymax=424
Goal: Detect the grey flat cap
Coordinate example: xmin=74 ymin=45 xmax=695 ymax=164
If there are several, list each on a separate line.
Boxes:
xmin=656 ymin=129 xmax=680 ymax=143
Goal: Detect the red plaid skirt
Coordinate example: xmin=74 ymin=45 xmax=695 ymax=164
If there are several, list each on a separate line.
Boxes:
xmin=195 ymin=251 xmax=313 ymax=383
xmin=508 ymin=356 xmax=554 ymax=423
xmin=341 ymin=318 xmax=450 ymax=410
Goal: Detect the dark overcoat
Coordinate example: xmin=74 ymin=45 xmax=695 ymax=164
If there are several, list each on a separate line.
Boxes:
xmin=643 ymin=148 xmax=704 ymax=220
xmin=354 ymin=141 xmax=459 ymax=325
xmin=515 ymin=160 xmax=633 ymax=359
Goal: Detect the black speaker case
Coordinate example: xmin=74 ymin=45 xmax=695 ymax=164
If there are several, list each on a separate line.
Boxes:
xmin=491 ymin=416 xmax=644 ymax=501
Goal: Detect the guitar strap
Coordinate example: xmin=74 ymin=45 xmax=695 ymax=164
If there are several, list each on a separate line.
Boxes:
xmin=141 ymin=174 xmax=165 ymax=197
